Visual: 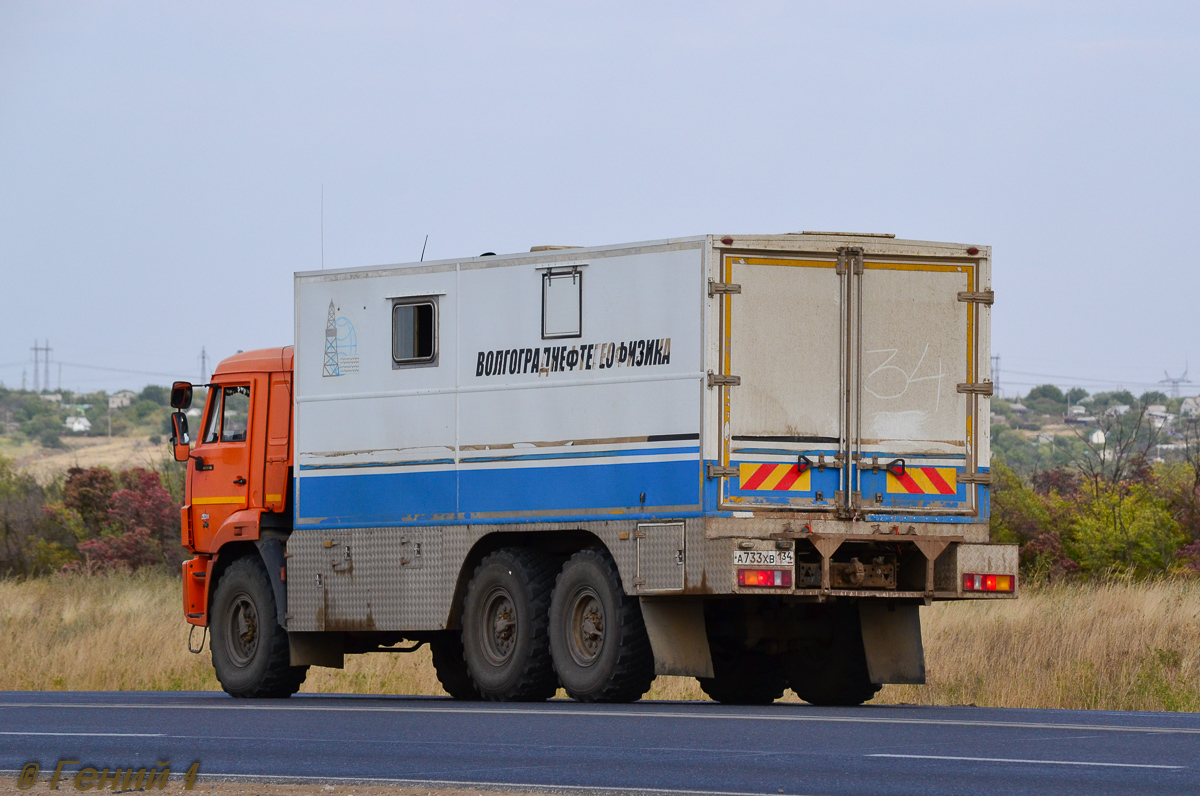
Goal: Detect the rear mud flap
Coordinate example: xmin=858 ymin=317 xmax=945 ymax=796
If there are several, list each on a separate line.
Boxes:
xmin=639 ymin=597 xmax=714 ymax=678
xmin=859 ymin=603 xmax=925 ymax=685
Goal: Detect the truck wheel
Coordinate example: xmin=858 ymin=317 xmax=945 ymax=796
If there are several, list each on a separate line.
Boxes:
xmin=430 ymin=631 xmax=479 ymax=700
xmin=783 ymin=604 xmax=882 ymax=706
xmin=210 ymin=556 xmax=308 ymax=698
xmin=461 ymin=548 xmax=559 ymax=701
xmin=549 ymin=548 xmax=655 ymax=703
xmin=696 ymin=650 xmax=786 ymax=705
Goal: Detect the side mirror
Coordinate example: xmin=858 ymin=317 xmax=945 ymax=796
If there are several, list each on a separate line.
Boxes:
xmin=170 ymin=381 xmax=193 ymax=410
xmin=170 ymin=411 xmax=190 ymax=463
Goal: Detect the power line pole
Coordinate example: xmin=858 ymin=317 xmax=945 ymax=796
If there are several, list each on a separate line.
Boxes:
xmin=991 ymin=354 xmax=1001 ymax=398
xmin=1161 ymin=364 xmax=1190 ymax=399
xmin=199 ymin=347 xmax=209 ymax=383
xmin=30 ymin=340 xmax=51 ymax=392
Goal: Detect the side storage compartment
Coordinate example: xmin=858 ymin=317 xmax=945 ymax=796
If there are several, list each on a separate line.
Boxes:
xmin=636 ymin=522 xmax=685 ymax=592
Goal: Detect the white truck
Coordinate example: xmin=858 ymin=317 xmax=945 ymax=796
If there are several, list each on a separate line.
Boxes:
xmin=172 ymin=232 xmax=1016 ymax=706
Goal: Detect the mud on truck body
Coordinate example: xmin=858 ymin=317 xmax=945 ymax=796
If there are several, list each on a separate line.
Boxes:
xmin=170 ymin=232 xmax=1016 ymax=705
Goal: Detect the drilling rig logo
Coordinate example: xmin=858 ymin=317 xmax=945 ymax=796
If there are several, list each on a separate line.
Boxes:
xmin=322 ymin=300 xmax=359 ymax=377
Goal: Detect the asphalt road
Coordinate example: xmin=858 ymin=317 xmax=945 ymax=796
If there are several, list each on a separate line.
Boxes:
xmin=1 ymin=692 xmax=1197 ymax=796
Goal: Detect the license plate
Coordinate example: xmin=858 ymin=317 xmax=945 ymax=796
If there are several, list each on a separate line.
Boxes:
xmin=733 ymin=550 xmax=795 ymax=567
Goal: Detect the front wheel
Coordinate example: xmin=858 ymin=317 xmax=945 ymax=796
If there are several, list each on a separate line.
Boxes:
xmin=548 ymin=549 xmax=654 ymax=703
xmin=430 ymin=631 xmax=479 ymax=700
xmin=210 ymin=556 xmax=307 ymax=698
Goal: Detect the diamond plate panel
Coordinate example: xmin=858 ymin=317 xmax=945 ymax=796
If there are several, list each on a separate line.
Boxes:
xmin=285 ymin=519 xmax=743 ymax=632
xmin=636 ymin=522 xmax=685 ymax=592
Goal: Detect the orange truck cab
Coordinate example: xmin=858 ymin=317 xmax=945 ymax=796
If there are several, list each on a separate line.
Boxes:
xmin=173 ymin=347 xmax=294 ymax=629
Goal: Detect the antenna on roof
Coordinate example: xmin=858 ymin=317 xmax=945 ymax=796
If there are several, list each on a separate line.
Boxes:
xmin=320 ymin=184 xmax=325 ymax=270
xmin=420 ymin=234 xmax=429 ymax=263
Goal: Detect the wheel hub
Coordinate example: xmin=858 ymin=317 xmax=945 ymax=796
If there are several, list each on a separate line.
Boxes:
xmin=482 ymin=587 xmax=517 ymax=665
xmin=568 ymin=587 xmax=605 ymax=667
xmin=227 ymin=591 xmax=259 ymax=666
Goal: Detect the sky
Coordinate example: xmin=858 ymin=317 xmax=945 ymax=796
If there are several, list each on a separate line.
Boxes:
xmin=1 ymin=2 xmax=1198 ymax=398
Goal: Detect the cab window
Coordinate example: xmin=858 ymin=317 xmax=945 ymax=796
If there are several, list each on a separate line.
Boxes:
xmin=201 ymin=385 xmax=251 ymax=443
xmin=220 ymin=386 xmax=251 ymax=442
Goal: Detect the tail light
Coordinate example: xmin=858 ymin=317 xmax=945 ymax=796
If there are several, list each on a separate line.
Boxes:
xmin=963 ymin=573 xmax=1014 ymax=592
xmin=738 ymin=569 xmax=793 ymax=588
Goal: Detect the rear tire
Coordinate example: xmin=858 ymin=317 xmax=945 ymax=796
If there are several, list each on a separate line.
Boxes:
xmin=430 ymin=631 xmax=479 ymax=700
xmin=696 ymin=650 xmax=786 ymax=705
xmin=462 ymin=548 xmax=559 ymax=702
xmin=549 ymin=548 xmax=654 ymax=703
xmin=782 ymin=603 xmax=881 ymax=706
xmin=210 ymin=556 xmax=308 ymax=698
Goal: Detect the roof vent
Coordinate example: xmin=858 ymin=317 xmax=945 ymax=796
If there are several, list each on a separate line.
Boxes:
xmin=796 ymin=231 xmax=896 ymax=238
xmin=530 ymin=245 xmax=582 ymax=252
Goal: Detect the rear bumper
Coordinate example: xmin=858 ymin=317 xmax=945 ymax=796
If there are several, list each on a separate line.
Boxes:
xmin=722 ymin=535 xmax=1017 ymax=602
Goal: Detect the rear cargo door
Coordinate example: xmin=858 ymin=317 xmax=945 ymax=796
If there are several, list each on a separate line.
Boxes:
xmin=852 ymin=258 xmax=978 ymax=515
xmin=722 ymin=255 xmax=846 ymax=511
xmin=718 ymin=249 xmax=984 ymax=516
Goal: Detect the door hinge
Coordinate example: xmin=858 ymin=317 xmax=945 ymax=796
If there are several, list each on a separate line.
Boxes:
xmin=835 ymin=246 xmax=864 ymax=275
xmin=957 ymin=382 xmax=994 ymax=395
xmin=817 ymin=452 xmax=844 ymax=470
xmin=708 ymin=279 xmax=742 ymax=297
xmin=706 ymin=463 xmax=739 ymax=479
xmin=960 ymin=472 xmax=993 ymax=485
xmin=957 ymin=290 xmax=995 ymax=305
xmin=707 ymin=371 xmax=741 ymax=388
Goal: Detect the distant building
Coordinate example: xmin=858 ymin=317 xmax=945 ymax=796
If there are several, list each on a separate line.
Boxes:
xmin=1089 ymin=429 xmax=1106 ymax=446
xmin=1181 ymin=397 xmax=1200 ymax=417
xmin=108 ymin=390 xmax=136 ymax=410
xmin=1036 ymin=433 xmax=1054 ymax=445
xmin=63 ymin=417 xmax=91 ymax=433
xmin=1067 ymin=405 xmax=1086 ymax=416
xmin=1106 ymin=404 xmax=1131 ymax=417
xmin=1008 ymin=402 xmax=1029 ymax=414
xmin=39 ymin=394 xmax=62 ymax=403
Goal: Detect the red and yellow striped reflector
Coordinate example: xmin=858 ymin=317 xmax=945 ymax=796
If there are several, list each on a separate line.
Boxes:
xmin=737 ymin=462 xmax=812 ymax=492
xmin=887 ymin=466 xmax=958 ymax=495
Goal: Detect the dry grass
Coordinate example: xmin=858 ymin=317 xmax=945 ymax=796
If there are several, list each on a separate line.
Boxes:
xmin=4 ymin=435 xmax=165 ymax=484
xmin=880 ymin=578 xmax=1200 ymax=711
xmin=2 ymin=572 xmax=1198 ymax=711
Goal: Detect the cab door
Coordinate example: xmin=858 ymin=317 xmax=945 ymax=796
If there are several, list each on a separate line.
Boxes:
xmin=190 ymin=382 xmax=254 ymax=548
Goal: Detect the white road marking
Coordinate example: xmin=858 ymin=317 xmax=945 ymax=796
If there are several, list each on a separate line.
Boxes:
xmin=0 ymin=731 xmax=164 ymax=737
xmin=2 ymin=700 xmax=1200 ymax=737
xmin=868 ymin=754 xmax=1184 ymax=770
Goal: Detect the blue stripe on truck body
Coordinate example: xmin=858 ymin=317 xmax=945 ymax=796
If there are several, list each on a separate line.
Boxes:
xmin=295 ymin=456 xmax=703 ymax=529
